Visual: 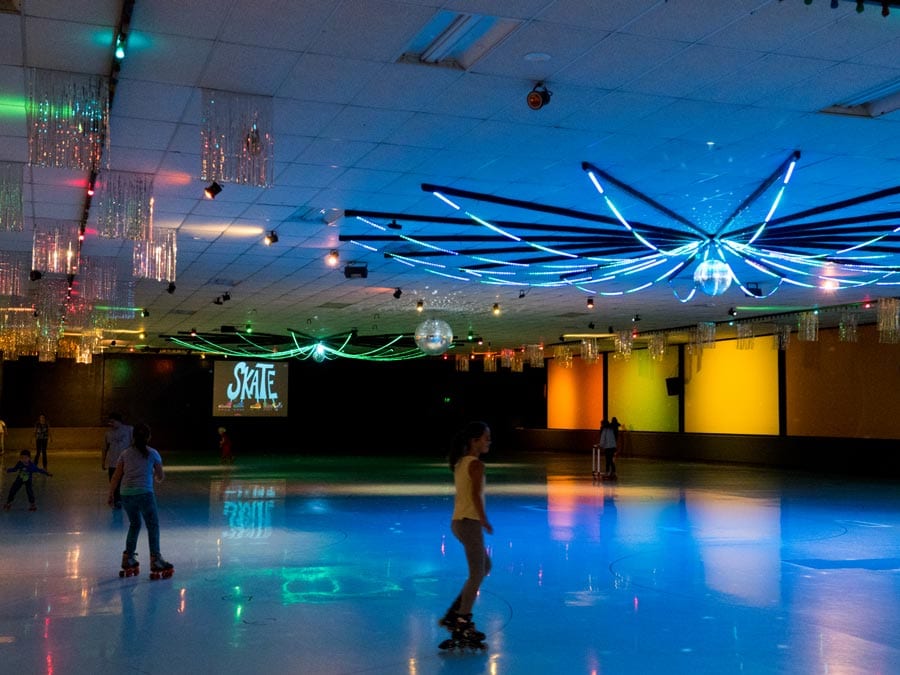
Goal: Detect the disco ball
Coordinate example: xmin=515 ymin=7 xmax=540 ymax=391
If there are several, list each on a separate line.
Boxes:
xmin=693 ymin=259 xmax=733 ymax=296
xmin=414 ymin=319 xmax=454 ymax=355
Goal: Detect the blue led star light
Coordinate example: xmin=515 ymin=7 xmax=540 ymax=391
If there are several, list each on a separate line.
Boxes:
xmin=341 ymin=150 xmax=900 ymax=301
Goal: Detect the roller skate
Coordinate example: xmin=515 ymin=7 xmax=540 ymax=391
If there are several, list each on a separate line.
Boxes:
xmin=438 ymin=613 xmax=487 ymax=652
xmin=149 ymin=554 xmax=174 ymax=580
xmin=28 ymin=503 xmax=37 ymax=511
xmin=119 ymin=551 xmax=139 ymax=578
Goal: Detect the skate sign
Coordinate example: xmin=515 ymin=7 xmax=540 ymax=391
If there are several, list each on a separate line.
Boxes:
xmin=212 ymin=360 xmax=289 ymax=417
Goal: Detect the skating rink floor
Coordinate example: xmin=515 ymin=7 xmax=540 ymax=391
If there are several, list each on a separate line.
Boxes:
xmin=0 ymin=448 xmax=898 ymax=675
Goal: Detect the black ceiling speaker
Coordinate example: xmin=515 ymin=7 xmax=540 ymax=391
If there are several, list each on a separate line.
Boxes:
xmin=343 ymin=264 xmax=368 ymax=279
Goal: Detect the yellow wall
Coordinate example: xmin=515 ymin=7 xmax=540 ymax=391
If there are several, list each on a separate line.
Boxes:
xmin=608 ymin=349 xmax=679 ymax=432
xmin=684 ymin=336 xmax=779 ymax=435
xmin=546 ymin=325 xmax=900 ymax=440
xmin=786 ymin=324 xmax=900 ymax=439
xmin=547 ymin=357 xmax=604 ymax=429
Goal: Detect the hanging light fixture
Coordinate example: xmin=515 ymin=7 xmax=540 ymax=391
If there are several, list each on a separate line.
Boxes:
xmin=0 ymin=162 xmax=24 ymax=232
xmin=26 ymin=68 xmax=110 ymax=171
xmin=134 ymin=227 xmax=177 ymax=283
xmin=95 ymin=171 xmax=154 ymax=240
xmin=200 ymin=89 xmax=274 ymax=188
xmin=492 ymin=303 xmax=501 ymax=315
xmin=325 ymin=249 xmax=339 ymax=265
xmin=264 ymin=231 xmax=279 ymax=246
xmin=32 ymin=220 xmax=80 ymax=275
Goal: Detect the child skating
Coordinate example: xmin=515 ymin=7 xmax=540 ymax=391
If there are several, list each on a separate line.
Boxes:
xmin=4 ymin=449 xmax=52 ymax=511
xmin=439 ymin=421 xmax=493 ymax=652
xmin=107 ymin=423 xmax=174 ymax=580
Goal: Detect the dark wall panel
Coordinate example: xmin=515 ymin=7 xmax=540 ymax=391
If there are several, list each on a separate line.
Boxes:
xmin=1 ymin=354 xmax=548 ymax=456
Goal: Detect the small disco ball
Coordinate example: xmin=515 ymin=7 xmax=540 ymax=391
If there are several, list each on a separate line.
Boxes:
xmin=414 ymin=318 xmax=454 ymax=355
xmin=693 ymin=259 xmax=733 ymax=296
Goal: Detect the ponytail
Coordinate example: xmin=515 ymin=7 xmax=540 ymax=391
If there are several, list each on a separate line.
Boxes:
xmin=132 ymin=422 xmax=151 ymax=458
xmin=448 ymin=420 xmax=489 ymax=471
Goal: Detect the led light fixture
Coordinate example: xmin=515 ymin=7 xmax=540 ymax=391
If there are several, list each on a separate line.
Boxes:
xmin=264 ymin=230 xmax=279 ymax=246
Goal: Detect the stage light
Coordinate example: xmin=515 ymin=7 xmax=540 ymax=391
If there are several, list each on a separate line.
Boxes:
xmin=141 ymin=309 xmax=150 ymax=317
xmin=264 ymin=230 xmax=279 ymax=246
xmin=526 ymin=82 xmax=552 ymax=110
xmin=492 ymin=303 xmax=501 ymax=316
xmin=416 ymin=299 xmax=424 ymax=312
xmin=586 ymin=297 xmax=594 ymax=309
xmin=222 ymin=291 xmax=230 ymax=302
xmin=588 ymin=321 xmax=595 ymax=330
xmin=393 ymin=288 xmax=402 ymax=299
xmin=326 ymin=249 xmax=339 ymax=266
xmin=387 ymin=219 xmax=402 ymax=230
xmin=166 ymin=282 xmax=176 ymax=294
xmin=189 ymin=328 xmax=197 ymax=337
xmin=728 ymin=307 xmax=738 ymax=317
xmin=518 ymin=289 xmax=526 ymax=299
xmin=204 ymin=181 xmax=222 ymax=199
xmin=632 ymin=314 xmax=641 ymax=323
xmin=214 ymin=296 xmax=223 ymax=305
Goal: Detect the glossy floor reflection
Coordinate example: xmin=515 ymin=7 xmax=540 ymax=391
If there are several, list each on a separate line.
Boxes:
xmin=0 ymin=450 xmax=898 ymax=674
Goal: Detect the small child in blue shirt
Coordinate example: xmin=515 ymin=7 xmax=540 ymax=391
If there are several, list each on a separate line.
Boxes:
xmin=4 ymin=449 xmax=52 ymax=511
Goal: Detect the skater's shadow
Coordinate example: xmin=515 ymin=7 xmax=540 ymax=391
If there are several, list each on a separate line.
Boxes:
xmin=436 ymin=649 xmax=490 ymax=673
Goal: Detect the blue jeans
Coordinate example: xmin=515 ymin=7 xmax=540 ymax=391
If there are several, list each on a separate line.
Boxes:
xmin=122 ymin=492 xmax=161 ymax=557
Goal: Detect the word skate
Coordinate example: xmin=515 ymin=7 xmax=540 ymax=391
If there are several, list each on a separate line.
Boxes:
xmin=119 ymin=551 xmax=139 ymax=578
xmin=149 ymin=554 xmax=174 ymax=580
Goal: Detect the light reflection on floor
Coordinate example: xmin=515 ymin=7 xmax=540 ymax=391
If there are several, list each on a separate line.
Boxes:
xmin=0 ymin=451 xmax=898 ymax=674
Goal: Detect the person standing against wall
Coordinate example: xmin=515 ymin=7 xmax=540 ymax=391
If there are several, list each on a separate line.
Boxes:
xmin=599 ymin=418 xmax=618 ymax=480
xmin=217 ymin=426 xmax=233 ymax=464
xmin=0 ymin=417 xmax=6 ymax=454
xmin=33 ymin=414 xmax=50 ymax=470
xmin=102 ymin=412 xmax=133 ymax=509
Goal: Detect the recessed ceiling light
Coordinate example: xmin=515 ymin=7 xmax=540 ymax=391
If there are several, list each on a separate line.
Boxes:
xmin=524 ymin=52 xmax=551 ymax=62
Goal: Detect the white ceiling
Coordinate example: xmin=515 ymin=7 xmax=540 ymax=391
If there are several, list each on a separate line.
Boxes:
xmin=1 ymin=0 xmax=899 ymax=354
